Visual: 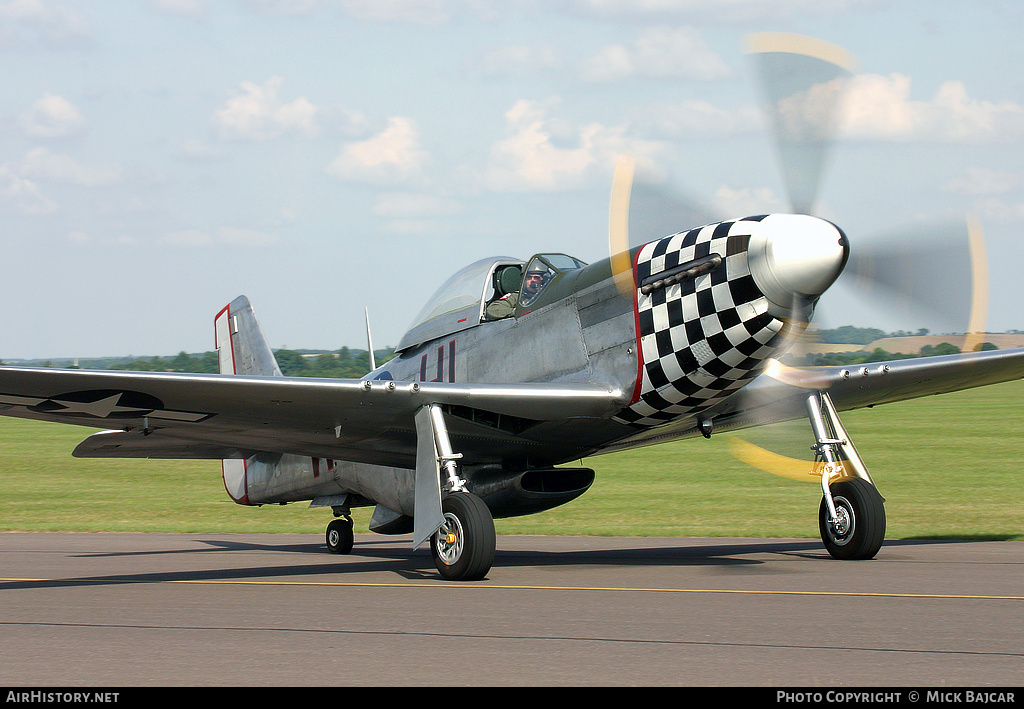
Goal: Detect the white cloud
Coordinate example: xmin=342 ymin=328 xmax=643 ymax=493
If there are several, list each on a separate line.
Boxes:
xmin=0 ymin=0 xmax=91 ymax=48
xmin=484 ymin=98 xmax=666 ymax=192
xmin=478 ymin=44 xmax=560 ymax=77
xmin=325 ymin=116 xmax=429 ymax=183
xmin=334 ymin=107 xmax=372 ymax=137
xmin=235 ymin=0 xmax=321 ymax=15
xmin=940 ymin=167 xmax=1024 ymax=223
xmin=839 ymin=74 xmax=1024 ymax=144
xmin=336 ymin=0 xmax=452 ymax=25
xmin=568 ymin=0 xmax=877 ymax=23
xmin=942 ymin=167 xmax=1024 ymax=196
xmin=239 ymin=0 xmax=499 ymax=23
xmin=370 ymin=192 xmax=463 ymax=235
xmin=580 ymin=27 xmax=733 ymax=83
xmin=179 ymin=139 xmax=223 ymax=161
xmin=20 ymin=147 xmax=121 ymax=186
xmin=151 ymin=0 xmax=204 ymax=16
xmin=371 ymin=192 xmax=462 ymax=218
xmin=20 ymin=93 xmax=84 ymax=138
xmin=212 ymin=77 xmax=319 ymax=141
xmin=162 ymin=227 xmax=278 ymax=247
xmin=0 ymin=147 xmax=119 ymax=214
xmin=0 ymin=164 xmax=56 ymax=214
xmin=219 ymin=226 xmax=279 ymax=245
xmin=968 ymin=196 xmax=1024 ymax=223
xmin=711 ymin=185 xmax=785 ymax=217
xmin=636 ymin=98 xmax=762 ymax=138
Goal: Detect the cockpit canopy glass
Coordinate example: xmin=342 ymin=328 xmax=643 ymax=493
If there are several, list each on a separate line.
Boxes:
xmin=397 ymin=253 xmax=586 ymax=352
xmin=408 ymin=256 xmax=520 ymax=330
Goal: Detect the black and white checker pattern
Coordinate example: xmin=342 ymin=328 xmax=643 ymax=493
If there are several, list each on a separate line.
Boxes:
xmin=614 ymin=216 xmax=786 ymax=427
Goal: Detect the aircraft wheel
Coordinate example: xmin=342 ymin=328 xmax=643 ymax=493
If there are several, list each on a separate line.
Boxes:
xmin=819 ymin=477 xmax=885 ymax=560
xmin=326 ymin=516 xmax=354 ymax=554
xmin=430 ymin=493 xmax=495 ymax=581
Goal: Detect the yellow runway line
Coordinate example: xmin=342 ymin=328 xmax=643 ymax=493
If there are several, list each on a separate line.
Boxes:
xmin=3 ymin=576 xmax=1022 ymax=601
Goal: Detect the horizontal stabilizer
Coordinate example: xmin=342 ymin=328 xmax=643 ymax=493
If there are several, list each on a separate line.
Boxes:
xmin=73 ymin=429 xmax=254 ymax=459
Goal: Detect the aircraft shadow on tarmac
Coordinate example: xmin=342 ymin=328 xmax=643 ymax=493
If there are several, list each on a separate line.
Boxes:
xmin=2 ymin=536 xmax=1010 ymax=591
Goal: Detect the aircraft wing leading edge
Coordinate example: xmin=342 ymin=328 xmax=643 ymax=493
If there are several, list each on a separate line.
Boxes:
xmin=600 ymin=347 xmax=1024 ymax=451
xmin=736 ymin=346 xmax=1024 ymax=419
xmin=2 ymin=347 xmax=1021 ymax=465
xmin=0 ymin=367 xmax=626 ymax=468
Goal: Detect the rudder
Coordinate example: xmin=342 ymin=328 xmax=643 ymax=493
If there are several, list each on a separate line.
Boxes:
xmin=214 ymin=296 xmax=280 ymax=506
xmin=214 ymin=296 xmax=282 ymax=377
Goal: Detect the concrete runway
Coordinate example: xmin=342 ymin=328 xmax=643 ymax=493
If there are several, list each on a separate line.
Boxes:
xmin=0 ymin=532 xmax=1021 ymax=687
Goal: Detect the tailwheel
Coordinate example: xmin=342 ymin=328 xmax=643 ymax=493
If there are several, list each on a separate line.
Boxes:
xmin=430 ymin=492 xmax=496 ymax=581
xmin=819 ymin=477 xmax=885 ymax=560
xmin=326 ymin=516 xmax=354 ymax=555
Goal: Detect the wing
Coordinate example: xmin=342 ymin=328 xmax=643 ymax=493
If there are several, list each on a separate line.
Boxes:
xmin=0 ymin=367 xmax=627 ymax=468
xmin=600 ymin=347 xmax=1024 ymax=450
xmin=729 ymin=346 xmax=1024 ymax=417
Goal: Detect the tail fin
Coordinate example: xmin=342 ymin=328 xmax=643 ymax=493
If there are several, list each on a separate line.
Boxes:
xmin=214 ymin=296 xmax=282 ymax=377
xmin=215 ymin=296 xmax=281 ymax=507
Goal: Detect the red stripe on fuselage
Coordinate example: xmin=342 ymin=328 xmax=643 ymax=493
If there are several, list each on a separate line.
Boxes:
xmin=419 ymin=340 xmax=457 ymax=382
xmin=628 ymin=248 xmax=644 ymax=406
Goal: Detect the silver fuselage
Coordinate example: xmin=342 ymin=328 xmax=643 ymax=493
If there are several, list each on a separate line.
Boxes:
xmin=241 ymin=214 xmax=849 ymax=520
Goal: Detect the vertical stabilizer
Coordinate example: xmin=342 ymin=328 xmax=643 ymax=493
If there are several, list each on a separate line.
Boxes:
xmin=214 ymin=296 xmax=280 ymax=507
xmin=214 ymin=296 xmax=283 ymax=377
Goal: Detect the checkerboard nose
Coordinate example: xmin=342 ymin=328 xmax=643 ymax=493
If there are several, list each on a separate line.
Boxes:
xmin=746 ymin=214 xmax=848 ymax=315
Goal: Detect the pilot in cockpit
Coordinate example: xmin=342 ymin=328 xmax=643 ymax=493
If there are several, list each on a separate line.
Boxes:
xmin=485 ymin=262 xmax=552 ymax=320
xmin=519 ymin=267 xmax=549 ymax=305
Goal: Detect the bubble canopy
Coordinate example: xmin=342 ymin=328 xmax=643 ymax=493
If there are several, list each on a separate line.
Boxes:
xmin=397 ymin=256 xmax=522 ymax=352
xmin=396 ymin=254 xmax=588 ymax=353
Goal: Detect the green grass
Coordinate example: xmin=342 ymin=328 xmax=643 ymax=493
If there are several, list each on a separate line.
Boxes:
xmin=1 ymin=379 xmax=1022 ymax=540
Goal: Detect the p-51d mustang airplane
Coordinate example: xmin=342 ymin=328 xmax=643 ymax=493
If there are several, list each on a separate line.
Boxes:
xmin=2 ymin=34 xmax=1023 ymax=581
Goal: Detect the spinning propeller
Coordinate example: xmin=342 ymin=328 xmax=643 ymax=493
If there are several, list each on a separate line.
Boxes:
xmin=607 ymin=32 xmax=990 ymax=482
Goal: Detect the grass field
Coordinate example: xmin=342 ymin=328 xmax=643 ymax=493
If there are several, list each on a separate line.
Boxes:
xmin=0 ymin=379 xmax=1021 ymax=541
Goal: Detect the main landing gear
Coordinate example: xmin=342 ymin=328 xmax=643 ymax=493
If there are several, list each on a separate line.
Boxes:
xmin=320 ymin=403 xmax=497 ymax=581
xmin=806 ymin=391 xmax=886 ymax=560
xmin=819 ymin=476 xmax=885 ymax=560
xmin=326 ymin=514 xmax=354 ymax=555
xmin=321 ymin=491 xmax=496 ymax=582
xmin=431 ymin=492 xmax=496 ymax=581
xmin=421 ymin=404 xmax=496 ymax=581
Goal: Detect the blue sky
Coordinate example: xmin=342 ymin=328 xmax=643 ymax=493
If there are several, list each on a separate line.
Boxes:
xmin=2 ymin=0 xmax=1023 ymax=360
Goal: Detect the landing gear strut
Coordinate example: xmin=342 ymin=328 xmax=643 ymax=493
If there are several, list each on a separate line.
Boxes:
xmin=805 ymin=392 xmax=886 ymax=560
xmin=417 ymin=403 xmax=497 ymax=581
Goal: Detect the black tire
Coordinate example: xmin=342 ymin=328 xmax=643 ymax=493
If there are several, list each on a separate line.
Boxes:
xmin=326 ymin=517 xmax=354 ymax=554
xmin=430 ymin=493 xmax=496 ymax=581
xmin=819 ymin=477 xmax=885 ymax=560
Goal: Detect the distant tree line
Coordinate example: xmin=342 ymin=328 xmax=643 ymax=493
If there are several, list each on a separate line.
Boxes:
xmin=120 ymin=351 xmax=220 ymax=373
xmin=111 ymin=347 xmax=395 ymax=378
xmin=785 ymin=341 xmax=999 ymax=367
xmin=273 ymin=347 xmax=395 ymax=378
xmin=0 ymin=327 xmax=1006 ymax=375
xmin=808 ymin=326 xmax=936 ymax=345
